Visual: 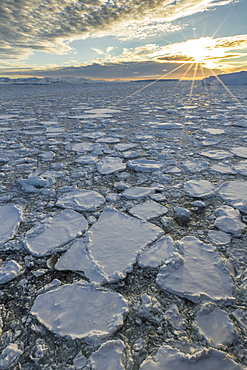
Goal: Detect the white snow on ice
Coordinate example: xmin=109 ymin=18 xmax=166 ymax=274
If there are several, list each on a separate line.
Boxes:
xmin=31 ymin=282 xmax=128 ymax=339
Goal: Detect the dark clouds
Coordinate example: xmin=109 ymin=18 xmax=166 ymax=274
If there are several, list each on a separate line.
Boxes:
xmin=0 ymin=60 xmax=218 ymax=79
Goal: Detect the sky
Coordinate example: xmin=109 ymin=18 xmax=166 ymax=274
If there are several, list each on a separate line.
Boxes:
xmin=0 ymin=0 xmax=247 ymax=80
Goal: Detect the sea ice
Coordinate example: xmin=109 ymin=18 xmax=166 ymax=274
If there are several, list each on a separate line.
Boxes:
xmin=89 ymin=340 xmax=125 ymax=370
xmin=75 ymin=155 xmax=98 ymax=164
xmin=183 ymin=160 xmax=209 ymax=173
xmin=214 ymin=205 xmax=246 ymax=236
xmin=96 ymin=136 xmax=120 ymax=143
xmin=127 ymin=159 xmax=163 ymax=172
xmin=150 ymin=122 xmax=183 ymax=129
xmin=129 ymin=200 xmax=168 ymax=220
xmin=140 ymin=345 xmax=243 ymax=369
xmin=114 ymin=142 xmax=139 ymax=152
xmin=164 ymin=304 xmax=186 ymax=331
xmin=174 ymin=206 xmax=191 ymax=220
xmin=208 ymin=230 xmax=231 ymax=245
xmin=195 ymin=304 xmax=237 ymax=347
xmin=31 ymin=282 xmax=128 ymax=339
xmin=25 ymin=210 xmax=88 ymax=256
xmin=156 ymin=236 xmax=234 ymax=304
xmin=0 ymin=343 xmax=23 ymax=369
xmin=210 ymin=163 xmax=236 ymax=175
xmin=234 ymin=160 xmax=247 ymax=176
xmin=73 ymin=352 xmax=87 ymax=369
xmin=97 ymin=156 xmax=126 ymax=175
xmin=219 ymin=181 xmax=247 ymax=214
xmin=203 ymin=128 xmax=225 ymax=135
xmin=138 ymin=235 xmax=173 ymax=268
xmin=0 ymin=260 xmax=23 ymax=284
xmin=56 ymin=189 xmax=105 ymax=211
xmin=200 ymin=150 xmax=233 ymax=160
xmin=88 ymin=207 xmax=163 ymax=282
xmin=39 ymin=151 xmax=55 ymax=161
xmin=122 ymin=187 xmax=155 ymax=199
xmin=55 ymin=238 xmax=105 ymax=283
xmin=184 ymin=179 xmax=215 ymax=198
xmin=230 ymin=146 xmax=247 ymax=158
xmin=72 ymin=142 xmax=106 ymax=153
xmin=0 ymin=204 xmax=22 ymax=246
xmin=19 ymin=175 xmax=53 ymax=193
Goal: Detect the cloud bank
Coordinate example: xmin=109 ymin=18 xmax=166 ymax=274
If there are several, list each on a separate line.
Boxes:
xmin=0 ymin=0 xmax=235 ymax=59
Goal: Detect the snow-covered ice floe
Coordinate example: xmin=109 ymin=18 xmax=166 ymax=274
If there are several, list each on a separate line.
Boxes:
xmin=24 ymin=210 xmax=88 ymax=256
xmin=219 ymin=181 xmax=247 ymax=214
xmin=140 ymin=345 xmax=244 ymax=369
xmin=0 ymin=204 xmax=22 ymax=245
xmin=56 ymin=189 xmax=105 ymax=211
xmin=87 ymin=207 xmax=163 ymax=282
xmin=156 ymin=236 xmax=235 ymax=304
xmin=31 ymin=282 xmax=128 ymax=340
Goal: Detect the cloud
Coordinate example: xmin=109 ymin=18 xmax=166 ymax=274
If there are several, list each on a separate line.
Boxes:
xmin=0 ymin=0 xmax=235 ymax=59
xmin=86 ymin=34 xmax=247 ymax=68
xmin=0 ymin=60 xmax=220 ymax=80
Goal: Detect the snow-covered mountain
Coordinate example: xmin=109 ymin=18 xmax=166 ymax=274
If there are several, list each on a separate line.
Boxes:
xmin=0 ymin=76 xmax=92 ymax=84
xmin=202 ymin=71 xmax=247 ymax=85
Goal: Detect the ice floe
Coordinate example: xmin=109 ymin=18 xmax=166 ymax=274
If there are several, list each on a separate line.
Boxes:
xmin=0 ymin=260 xmax=23 ymax=284
xmin=183 ymin=159 xmax=209 ymax=173
xmin=140 ymin=345 xmax=243 ymax=369
xmin=156 ymin=236 xmax=234 ymax=304
xmin=214 ymin=205 xmax=246 ymax=236
xmin=25 ymin=210 xmax=88 ymax=256
xmin=150 ymin=122 xmax=183 ymax=129
xmin=127 ymin=159 xmax=163 ymax=172
xmin=210 ymin=163 xmax=236 ymax=175
xmin=184 ymin=179 xmax=215 ymax=198
xmin=97 ymin=156 xmax=126 ymax=174
xmin=56 ymin=189 xmax=105 ymax=211
xmin=208 ymin=230 xmax=231 ymax=245
xmin=230 ymin=146 xmax=247 ymax=158
xmin=31 ymin=282 xmax=128 ymax=339
xmin=138 ymin=235 xmax=173 ymax=268
xmin=0 ymin=343 xmax=23 ymax=369
xmin=129 ymin=200 xmax=168 ymax=220
xmin=195 ymin=303 xmax=237 ymax=347
xmin=234 ymin=160 xmax=247 ymax=176
xmin=219 ymin=181 xmax=247 ymax=214
xmin=0 ymin=204 xmax=22 ymax=246
xmin=122 ymin=187 xmax=155 ymax=199
xmin=88 ymin=208 xmax=163 ymax=282
xmin=89 ymin=340 xmax=126 ymax=370
xmin=55 ymin=238 xmax=105 ymax=283
xmin=200 ymin=149 xmax=233 ymax=160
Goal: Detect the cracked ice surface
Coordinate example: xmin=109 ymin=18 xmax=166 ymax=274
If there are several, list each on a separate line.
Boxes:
xmin=0 ymin=204 xmax=22 ymax=245
xmin=31 ymin=282 xmax=128 ymax=339
xmin=195 ymin=304 xmax=237 ymax=347
xmin=156 ymin=236 xmax=234 ymax=304
xmin=97 ymin=156 xmax=126 ymax=174
xmin=129 ymin=200 xmax=168 ymax=220
xmin=140 ymin=345 xmax=244 ymax=369
xmin=214 ymin=205 xmax=246 ymax=237
xmin=89 ymin=340 xmax=126 ymax=370
xmin=56 ymin=189 xmax=105 ymax=211
xmin=184 ymin=179 xmax=215 ymax=198
xmin=88 ymin=208 xmax=163 ymax=282
xmin=1 ymin=82 xmax=247 ymax=369
xmin=24 ymin=209 xmax=88 ymax=256
xmin=219 ymin=181 xmax=247 ymax=214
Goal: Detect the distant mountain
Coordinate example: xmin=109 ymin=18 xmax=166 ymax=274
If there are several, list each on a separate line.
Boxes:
xmin=0 ymin=77 xmax=92 ymax=85
xmin=202 ymin=71 xmax=247 ymax=86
